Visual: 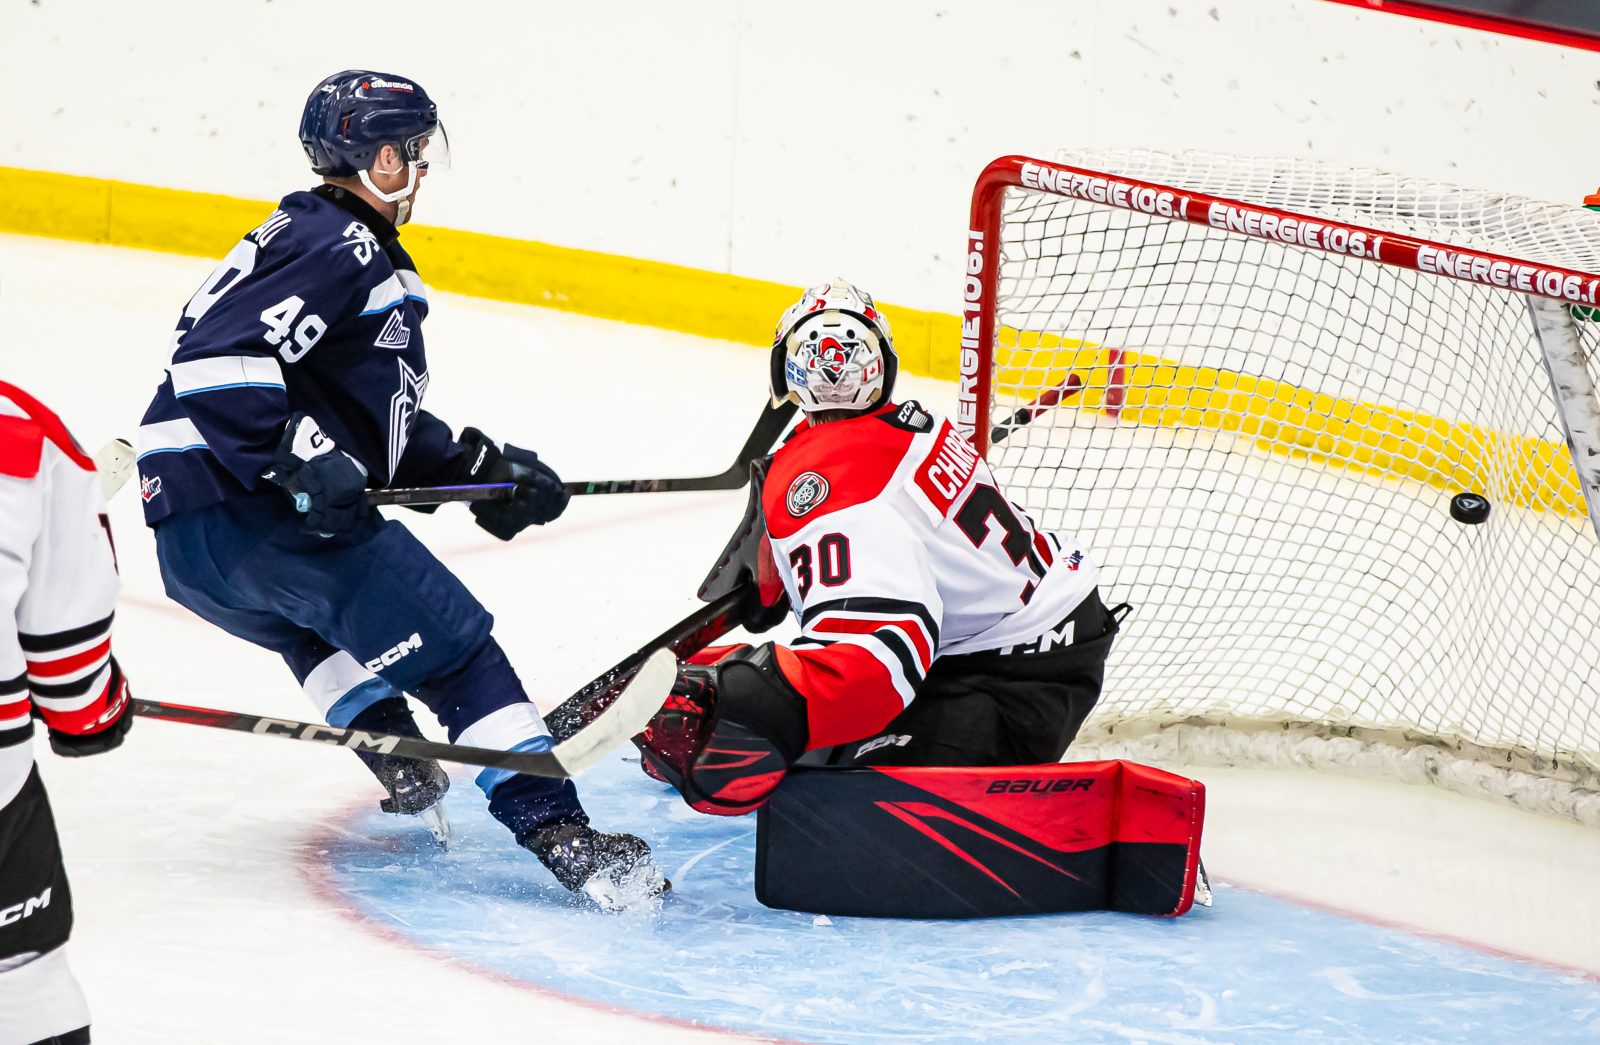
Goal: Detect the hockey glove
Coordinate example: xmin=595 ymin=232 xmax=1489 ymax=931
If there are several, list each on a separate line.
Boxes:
xmin=636 ymin=644 xmax=808 ymax=816
xmin=261 ymin=414 xmax=370 ymax=537
xmin=458 ymin=427 xmax=570 ymax=540
xmin=47 ymin=660 xmax=134 ymax=758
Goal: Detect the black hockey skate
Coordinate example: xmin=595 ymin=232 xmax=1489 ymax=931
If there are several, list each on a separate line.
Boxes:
xmin=526 ymin=821 xmax=670 ymax=912
xmin=372 ymin=755 xmax=453 ymax=849
xmin=348 ymin=697 xmax=453 ymax=848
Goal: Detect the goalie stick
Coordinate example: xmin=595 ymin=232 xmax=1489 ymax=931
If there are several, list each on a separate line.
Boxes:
xmin=367 ymin=399 xmax=797 ymax=506
xmin=544 ymin=587 xmax=747 ymax=742
xmin=133 ymin=648 xmax=676 ymax=779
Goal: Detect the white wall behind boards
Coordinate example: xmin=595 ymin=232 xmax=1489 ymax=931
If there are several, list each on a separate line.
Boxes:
xmin=3 ymin=0 xmax=1599 ymax=314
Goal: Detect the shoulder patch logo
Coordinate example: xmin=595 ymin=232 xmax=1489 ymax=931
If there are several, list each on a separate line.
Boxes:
xmin=786 ymin=471 xmax=829 ymax=518
xmin=375 ymin=309 xmax=411 ymax=350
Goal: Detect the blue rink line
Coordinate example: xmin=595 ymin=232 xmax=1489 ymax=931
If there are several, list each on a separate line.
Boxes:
xmin=315 ymin=756 xmax=1600 ymax=1044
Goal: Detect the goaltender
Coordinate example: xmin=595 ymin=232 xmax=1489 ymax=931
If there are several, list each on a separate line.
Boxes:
xmin=638 ymin=280 xmax=1124 ymax=815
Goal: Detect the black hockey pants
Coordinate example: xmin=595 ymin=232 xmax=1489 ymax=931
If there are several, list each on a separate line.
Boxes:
xmin=808 ymin=589 xmax=1124 ymax=769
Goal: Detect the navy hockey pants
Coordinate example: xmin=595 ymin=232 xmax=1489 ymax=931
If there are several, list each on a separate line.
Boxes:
xmin=153 ymin=491 xmax=584 ymax=838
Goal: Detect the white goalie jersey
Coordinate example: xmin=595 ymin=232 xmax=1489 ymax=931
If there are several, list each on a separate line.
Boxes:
xmin=760 ymin=400 xmax=1101 ymax=748
xmin=0 ymin=382 xmax=127 ymax=808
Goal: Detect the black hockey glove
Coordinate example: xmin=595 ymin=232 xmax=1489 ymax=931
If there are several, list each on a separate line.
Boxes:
xmin=636 ymin=644 xmax=808 ymax=816
xmin=261 ymin=414 xmax=370 ymax=537
xmin=48 ymin=660 xmax=133 ymax=758
xmin=458 ymin=427 xmax=570 ymax=540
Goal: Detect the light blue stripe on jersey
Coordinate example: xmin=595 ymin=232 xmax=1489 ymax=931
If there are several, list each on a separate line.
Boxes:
xmin=475 ymin=736 xmax=556 ymax=796
xmin=169 ymin=356 xmax=286 ymax=398
xmin=359 ymin=272 xmax=428 ymax=316
xmin=326 ymin=677 xmax=401 ymax=729
xmin=136 ymin=417 xmax=210 ymax=460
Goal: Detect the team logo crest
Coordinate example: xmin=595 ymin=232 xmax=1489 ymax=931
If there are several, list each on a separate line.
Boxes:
xmin=139 ymin=475 xmax=162 ymax=502
xmin=387 ymin=360 xmax=429 ymax=481
xmin=811 ymin=337 xmax=854 ymax=384
xmin=786 ymin=471 xmax=829 ymax=517
xmin=375 ymin=309 xmax=411 ymax=350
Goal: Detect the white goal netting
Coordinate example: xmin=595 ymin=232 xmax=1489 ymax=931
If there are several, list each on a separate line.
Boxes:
xmin=977 ymin=150 xmax=1600 ymax=823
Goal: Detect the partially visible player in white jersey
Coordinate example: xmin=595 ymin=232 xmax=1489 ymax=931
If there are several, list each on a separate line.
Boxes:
xmin=639 ymin=280 xmax=1124 ymax=815
xmin=0 ymin=381 xmax=134 ymax=1045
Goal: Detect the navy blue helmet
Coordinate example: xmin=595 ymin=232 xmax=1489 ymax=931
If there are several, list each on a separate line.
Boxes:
xmin=298 ymin=70 xmax=446 ymax=178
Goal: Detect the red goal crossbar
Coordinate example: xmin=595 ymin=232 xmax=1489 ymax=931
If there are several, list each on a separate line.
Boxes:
xmin=960 ymin=154 xmax=1600 ymax=455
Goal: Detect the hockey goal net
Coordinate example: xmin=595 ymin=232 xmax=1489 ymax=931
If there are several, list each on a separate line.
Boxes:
xmin=965 ymin=151 xmax=1600 ymax=824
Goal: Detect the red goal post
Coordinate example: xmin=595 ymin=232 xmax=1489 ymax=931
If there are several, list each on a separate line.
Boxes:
xmin=962 ymin=151 xmax=1600 ymax=824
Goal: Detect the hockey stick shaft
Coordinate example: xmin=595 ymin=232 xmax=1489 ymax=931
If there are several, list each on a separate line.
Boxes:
xmin=566 ymin=399 xmax=797 ymax=496
xmin=366 ymin=400 xmax=798 ymax=507
xmin=107 ymin=400 xmax=797 ymax=507
xmin=365 ymin=483 xmax=515 ymax=507
xmin=989 ymin=373 xmax=1084 ymax=446
xmin=132 ymin=698 xmax=576 ymax=776
xmin=131 ymin=648 xmax=676 ymax=778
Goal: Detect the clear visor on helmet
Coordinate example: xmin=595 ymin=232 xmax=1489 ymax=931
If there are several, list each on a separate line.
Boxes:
xmin=402 ymin=122 xmax=451 ymax=172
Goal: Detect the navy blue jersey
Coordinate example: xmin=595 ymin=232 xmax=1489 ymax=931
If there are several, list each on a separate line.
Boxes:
xmin=136 ymin=186 xmax=465 ymax=524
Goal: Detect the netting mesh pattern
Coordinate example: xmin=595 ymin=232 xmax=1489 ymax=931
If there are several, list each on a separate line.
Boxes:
xmin=987 ymin=151 xmax=1600 ymax=806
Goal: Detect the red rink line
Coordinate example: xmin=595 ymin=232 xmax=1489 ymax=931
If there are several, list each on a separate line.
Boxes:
xmin=297 ymin=801 xmax=811 ymax=1045
xmin=1218 ymin=874 xmax=1600 ymax=984
xmin=1319 ymin=0 xmax=1600 ymax=52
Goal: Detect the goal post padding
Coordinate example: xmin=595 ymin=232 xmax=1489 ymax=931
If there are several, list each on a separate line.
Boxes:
xmin=963 ymin=151 xmax=1600 ymax=825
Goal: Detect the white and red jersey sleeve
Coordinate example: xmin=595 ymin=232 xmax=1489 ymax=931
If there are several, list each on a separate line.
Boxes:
xmin=0 ymin=382 xmax=126 ymax=800
xmin=761 ymin=401 xmax=1100 ymax=751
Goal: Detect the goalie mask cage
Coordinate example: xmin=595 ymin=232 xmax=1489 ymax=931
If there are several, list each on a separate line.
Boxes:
xmin=964 ymin=151 xmax=1600 ymax=826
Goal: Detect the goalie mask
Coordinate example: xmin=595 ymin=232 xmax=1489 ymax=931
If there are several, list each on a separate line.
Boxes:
xmin=769 ymin=280 xmax=898 ymax=413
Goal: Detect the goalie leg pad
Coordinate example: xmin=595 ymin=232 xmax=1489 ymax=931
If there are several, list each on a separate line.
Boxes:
xmin=755 ymin=760 xmax=1206 ymax=918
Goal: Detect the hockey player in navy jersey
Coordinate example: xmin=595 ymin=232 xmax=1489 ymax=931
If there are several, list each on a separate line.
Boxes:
xmin=135 ymin=70 xmax=665 ymax=908
xmin=639 ymin=281 xmax=1123 ymax=816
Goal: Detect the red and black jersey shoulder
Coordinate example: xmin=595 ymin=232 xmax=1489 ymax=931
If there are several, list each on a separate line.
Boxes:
xmin=0 ymin=381 xmax=94 ymax=480
xmin=764 ymin=401 xmax=935 ymax=540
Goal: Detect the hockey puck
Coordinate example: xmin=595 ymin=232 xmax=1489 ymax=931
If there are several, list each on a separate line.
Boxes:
xmin=1449 ymin=492 xmax=1491 ymax=525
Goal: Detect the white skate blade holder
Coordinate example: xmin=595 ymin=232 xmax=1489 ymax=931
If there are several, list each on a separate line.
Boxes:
xmin=418 ymin=802 xmax=453 ymax=850
xmin=550 ymin=648 xmax=676 ymax=777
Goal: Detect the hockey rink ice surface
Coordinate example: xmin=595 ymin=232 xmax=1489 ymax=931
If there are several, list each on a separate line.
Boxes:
xmin=4 ymin=234 xmax=1600 ymax=1043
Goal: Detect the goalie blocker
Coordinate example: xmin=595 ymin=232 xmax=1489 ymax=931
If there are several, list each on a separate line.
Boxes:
xmin=756 ymin=760 xmax=1207 ymax=919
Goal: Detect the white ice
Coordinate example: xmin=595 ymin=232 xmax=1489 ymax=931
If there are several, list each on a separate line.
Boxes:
xmin=1 ymin=234 xmax=1598 ymax=1043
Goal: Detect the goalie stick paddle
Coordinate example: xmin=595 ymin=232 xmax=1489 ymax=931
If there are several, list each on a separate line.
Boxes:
xmin=132 ymin=648 xmax=677 ymax=779
xmin=543 ymin=587 xmax=746 ymax=743
xmin=366 ymin=399 xmax=799 ymax=507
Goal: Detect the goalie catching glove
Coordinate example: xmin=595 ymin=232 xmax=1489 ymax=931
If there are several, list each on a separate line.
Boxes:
xmin=457 ymin=427 xmax=570 ymax=539
xmin=637 ymin=644 xmax=809 ymax=816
